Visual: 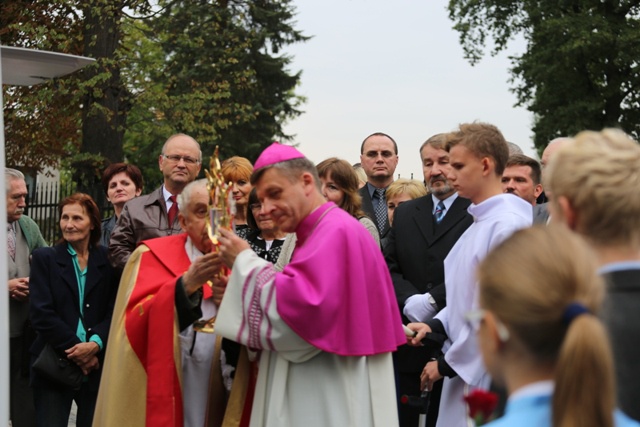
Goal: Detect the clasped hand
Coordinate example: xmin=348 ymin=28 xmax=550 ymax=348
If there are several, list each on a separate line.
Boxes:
xmin=8 ymin=277 xmax=29 ymax=301
xmin=66 ymin=342 xmax=100 ymax=375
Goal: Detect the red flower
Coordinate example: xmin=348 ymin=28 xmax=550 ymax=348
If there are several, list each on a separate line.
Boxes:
xmin=464 ymin=389 xmax=499 ymax=425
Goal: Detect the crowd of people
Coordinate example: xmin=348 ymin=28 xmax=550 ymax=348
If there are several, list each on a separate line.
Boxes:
xmin=5 ymin=124 xmax=640 ymax=427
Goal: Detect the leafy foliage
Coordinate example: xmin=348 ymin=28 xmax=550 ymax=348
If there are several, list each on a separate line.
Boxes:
xmin=448 ymin=0 xmax=640 ymax=152
xmin=1 ymin=0 xmax=85 ymax=173
xmin=2 ymin=0 xmax=307 ymax=191
xmin=124 ymin=0 xmax=308 ymax=186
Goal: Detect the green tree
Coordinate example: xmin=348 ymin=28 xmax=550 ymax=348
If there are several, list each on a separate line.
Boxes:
xmin=123 ymin=0 xmax=308 ymax=186
xmin=2 ymin=0 xmax=307 ymax=191
xmin=1 ymin=0 xmax=85 ymax=173
xmin=448 ymin=0 xmax=640 ymax=152
xmin=1 ymin=0 xmax=151 ymax=201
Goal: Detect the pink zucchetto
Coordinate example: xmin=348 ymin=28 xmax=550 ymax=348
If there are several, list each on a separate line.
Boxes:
xmin=254 ymin=141 xmax=305 ymax=170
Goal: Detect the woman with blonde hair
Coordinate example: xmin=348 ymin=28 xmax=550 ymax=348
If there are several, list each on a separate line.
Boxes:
xmin=221 ymin=156 xmax=253 ymax=239
xmin=385 ymin=178 xmax=427 ymax=226
xmin=470 ymin=225 xmax=638 ymax=427
xmin=545 ymin=129 xmax=640 ymax=421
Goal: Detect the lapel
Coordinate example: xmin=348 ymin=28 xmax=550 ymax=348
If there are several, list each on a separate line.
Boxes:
xmin=432 ymin=196 xmax=471 ymax=243
xmin=359 ymin=185 xmax=391 ymax=236
xmin=412 ymin=196 xmax=436 ymax=246
xmin=55 ymin=244 xmax=81 ymax=308
xmin=359 ymin=186 xmax=374 ymax=218
xmin=84 ymin=246 xmax=105 ymax=299
xmin=413 ymin=196 xmax=471 ymax=247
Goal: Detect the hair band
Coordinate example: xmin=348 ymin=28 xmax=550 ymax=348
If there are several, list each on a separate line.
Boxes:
xmin=562 ymin=302 xmax=589 ymax=325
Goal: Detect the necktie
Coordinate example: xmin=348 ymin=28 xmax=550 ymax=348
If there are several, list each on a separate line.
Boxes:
xmin=435 ymin=201 xmax=446 ymax=224
xmin=7 ymin=223 xmax=16 ymax=260
xmin=373 ymin=187 xmax=388 ymax=231
xmin=167 ymin=195 xmax=178 ymax=226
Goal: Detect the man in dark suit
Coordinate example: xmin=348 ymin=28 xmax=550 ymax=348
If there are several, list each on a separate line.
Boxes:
xmin=358 ymin=132 xmax=399 ymax=244
xmin=384 ymin=134 xmax=473 ymax=427
xmin=545 ymin=130 xmax=640 ymax=422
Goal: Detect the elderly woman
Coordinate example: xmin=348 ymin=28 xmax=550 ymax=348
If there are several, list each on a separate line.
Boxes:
xmin=245 ymin=188 xmax=288 ymax=263
xmin=221 ymin=156 xmax=253 ymax=240
xmin=100 ymin=163 xmax=143 ymax=247
xmin=29 ymin=193 xmax=120 ymax=427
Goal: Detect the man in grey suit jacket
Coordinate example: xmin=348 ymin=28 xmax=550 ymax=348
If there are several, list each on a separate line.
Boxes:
xmin=6 ymin=168 xmax=47 ymax=427
xmin=384 ymin=135 xmax=473 ymax=427
xmin=358 ymin=132 xmax=399 ymax=243
xmin=109 ymin=134 xmax=201 ymax=268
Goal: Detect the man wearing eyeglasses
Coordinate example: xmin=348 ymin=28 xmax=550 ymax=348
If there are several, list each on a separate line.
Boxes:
xmin=109 ymin=133 xmax=202 ymax=269
xmin=358 ymin=132 xmax=399 ymax=246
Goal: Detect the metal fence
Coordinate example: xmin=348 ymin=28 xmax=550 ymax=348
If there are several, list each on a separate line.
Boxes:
xmin=25 ymin=181 xmax=113 ymax=245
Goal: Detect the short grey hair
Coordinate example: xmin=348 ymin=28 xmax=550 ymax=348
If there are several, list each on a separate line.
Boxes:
xmin=161 ymin=133 xmax=202 ymax=161
xmin=5 ymin=168 xmax=25 ymax=194
xmin=177 ymin=179 xmax=207 ymax=214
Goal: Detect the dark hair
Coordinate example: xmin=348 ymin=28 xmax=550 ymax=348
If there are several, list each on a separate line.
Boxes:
xmin=101 ymin=163 xmax=144 ymax=194
xmin=506 ymin=154 xmax=542 ymax=185
xmin=246 ymin=187 xmax=260 ymax=230
xmin=58 ymin=193 xmax=102 ymax=246
xmin=316 ymin=157 xmax=366 ymax=219
xmin=251 ymin=157 xmax=321 ymax=192
xmin=360 ymin=132 xmax=398 ymax=155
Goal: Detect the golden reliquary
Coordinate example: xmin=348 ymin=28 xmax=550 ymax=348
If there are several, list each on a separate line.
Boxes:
xmin=192 ymin=146 xmax=235 ymax=333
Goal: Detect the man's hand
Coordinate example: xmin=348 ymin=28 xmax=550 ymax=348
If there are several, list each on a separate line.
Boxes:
xmin=420 ymin=360 xmax=443 ymax=391
xmin=182 ymin=251 xmax=225 ymax=295
xmin=218 ymin=228 xmax=250 ymax=268
xmin=405 ymin=322 xmax=432 ymax=346
xmin=8 ymin=277 xmax=29 ymax=301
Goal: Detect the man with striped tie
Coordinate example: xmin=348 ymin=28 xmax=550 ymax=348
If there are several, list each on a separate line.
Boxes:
xmin=358 ymin=132 xmax=399 ymax=246
xmin=406 ymin=123 xmax=532 ymax=427
xmin=384 ymin=133 xmax=473 ymax=427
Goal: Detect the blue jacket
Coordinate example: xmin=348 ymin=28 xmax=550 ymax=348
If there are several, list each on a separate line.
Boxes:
xmin=486 ymin=391 xmax=640 ymax=427
xmin=29 ymin=243 xmax=120 ymax=388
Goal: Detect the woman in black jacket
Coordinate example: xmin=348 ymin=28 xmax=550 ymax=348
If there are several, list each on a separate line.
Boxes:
xmin=29 ymin=193 xmax=120 ymax=427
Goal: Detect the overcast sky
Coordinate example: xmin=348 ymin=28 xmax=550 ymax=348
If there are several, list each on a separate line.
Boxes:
xmin=282 ymin=0 xmax=535 ymax=180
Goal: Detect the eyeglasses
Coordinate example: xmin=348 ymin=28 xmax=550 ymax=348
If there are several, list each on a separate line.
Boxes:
xmin=364 ymin=150 xmax=395 ymax=159
xmin=163 ymin=154 xmax=200 ymax=165
xmin=464 ymin=309 xmax=510 ymax=342
xmin=249 ymin=203 xmax=262 ymax=211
